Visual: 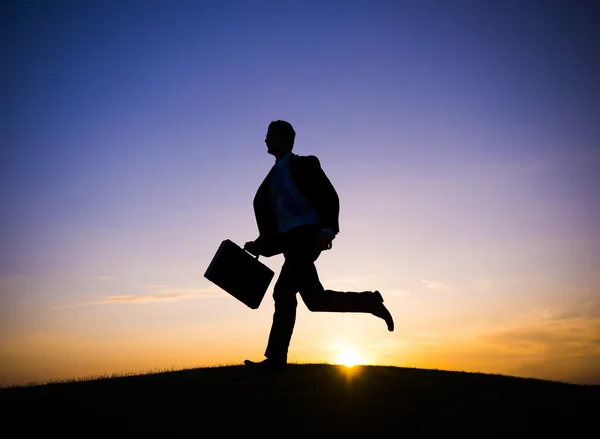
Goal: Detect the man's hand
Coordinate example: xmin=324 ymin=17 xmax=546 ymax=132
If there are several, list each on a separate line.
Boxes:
xmin=243 ymin=240 xmax=261 ymax=256
xmin=316 ymin=231 xmax=334 ymax=251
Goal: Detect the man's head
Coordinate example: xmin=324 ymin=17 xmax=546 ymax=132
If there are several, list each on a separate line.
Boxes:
xmin=265 ymin=120 xmax=295 ymax=158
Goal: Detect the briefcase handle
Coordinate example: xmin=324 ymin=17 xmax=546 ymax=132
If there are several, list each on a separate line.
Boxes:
xmin=244 ymin=249 xmax=260 ymax=260
xmin=241 ymin=241 xmax=265 ymax=259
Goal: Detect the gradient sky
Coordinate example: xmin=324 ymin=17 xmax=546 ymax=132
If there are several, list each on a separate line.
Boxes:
xmin=2 ymin=0 xmax=599 ymax=386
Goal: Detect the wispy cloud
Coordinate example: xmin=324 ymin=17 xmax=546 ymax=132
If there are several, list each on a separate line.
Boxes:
xmin=53 ymin=287 xmax=223 ymax=309
xmin=482 ymin=304 xmax=600 ymax=384
xmin=404 ymin=300 xmax=600 ymax=384
xmin=446 ymin=303 xmax=600 ymax=360
xmin=421 ymin=279 xmax=452 ymax=291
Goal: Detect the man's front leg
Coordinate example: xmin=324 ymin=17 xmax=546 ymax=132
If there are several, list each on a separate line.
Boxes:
xmin=264 ymin=262 xmax=299 ymax=363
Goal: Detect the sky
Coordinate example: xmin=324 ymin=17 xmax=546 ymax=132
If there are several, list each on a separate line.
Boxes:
xmin=2 ymin=0 xmax=599 ymax=386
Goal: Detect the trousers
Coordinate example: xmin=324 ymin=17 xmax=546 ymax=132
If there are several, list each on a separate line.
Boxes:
xmin=264 ymin=226 xmax=376 ymax=361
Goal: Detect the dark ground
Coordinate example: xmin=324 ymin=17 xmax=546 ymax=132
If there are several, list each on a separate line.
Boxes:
xmin=1 ymin=364 xmax=598 ymax=437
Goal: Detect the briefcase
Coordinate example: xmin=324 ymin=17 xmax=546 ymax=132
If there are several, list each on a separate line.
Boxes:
xmin=204 ymin=239 xmax=274 ymax=309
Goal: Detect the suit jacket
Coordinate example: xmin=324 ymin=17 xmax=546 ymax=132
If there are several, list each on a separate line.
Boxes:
xmin=253 ymin=154 xmax=340 ymax=256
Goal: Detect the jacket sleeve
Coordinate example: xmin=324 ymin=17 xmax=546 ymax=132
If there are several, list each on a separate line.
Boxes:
xmin=301 ymin=156 xmax=340 ymax=234
xmin=252 ymin=169 xmax=283 ymax=256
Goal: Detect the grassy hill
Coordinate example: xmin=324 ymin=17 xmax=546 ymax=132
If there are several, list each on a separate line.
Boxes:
xmin=1 ymin=364 xmax=598 ymax=437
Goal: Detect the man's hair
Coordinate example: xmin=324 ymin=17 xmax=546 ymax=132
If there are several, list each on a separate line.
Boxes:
xmin=269 ymin=120 xmax=296 ymax=148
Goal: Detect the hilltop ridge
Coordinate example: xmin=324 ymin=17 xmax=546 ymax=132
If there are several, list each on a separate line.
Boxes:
xmin=1 ymin=364 xmax=598 ymax=437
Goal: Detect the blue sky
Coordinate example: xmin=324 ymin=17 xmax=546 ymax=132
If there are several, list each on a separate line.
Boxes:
xmin=2 ymin=0 xmax=599 ymax=385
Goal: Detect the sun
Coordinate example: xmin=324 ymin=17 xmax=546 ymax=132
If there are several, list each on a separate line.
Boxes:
xmin=335 ymin=347 xmax=363 ymax=368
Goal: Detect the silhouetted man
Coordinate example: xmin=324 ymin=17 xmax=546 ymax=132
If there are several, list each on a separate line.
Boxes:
xmin=244 ymin=120 xmax=393 ymax=372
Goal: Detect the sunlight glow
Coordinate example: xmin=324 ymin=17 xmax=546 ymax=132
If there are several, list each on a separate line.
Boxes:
xmin=335 ymin=347 xmax=364 ymax=368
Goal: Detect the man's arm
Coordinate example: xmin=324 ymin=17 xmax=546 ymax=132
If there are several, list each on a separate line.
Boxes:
xmin=248 ymin=169 xmax=282 ymax=257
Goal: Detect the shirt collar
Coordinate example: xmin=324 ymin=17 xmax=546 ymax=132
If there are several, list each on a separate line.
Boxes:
xmin=274 ymin=151 xmax=293 ymax=166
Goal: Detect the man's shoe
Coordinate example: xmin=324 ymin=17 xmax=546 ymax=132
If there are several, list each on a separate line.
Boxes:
xmin=244 ymin=358 xmax=287 ymax=372
xmin=372 ymin=291 xmax=394 ymax=332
